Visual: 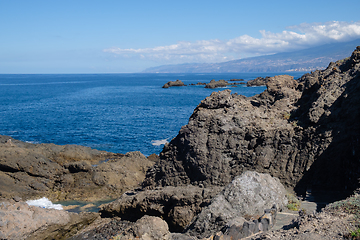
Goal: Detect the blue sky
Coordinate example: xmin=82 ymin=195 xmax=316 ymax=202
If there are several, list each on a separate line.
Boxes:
xmin=1 ymin=0 xmax=360 ymax=73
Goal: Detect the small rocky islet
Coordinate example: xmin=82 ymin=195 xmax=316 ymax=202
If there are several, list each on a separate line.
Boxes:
xmin=162 ymin=78 xmax=246 ymax=89
xmin=1 ymin=46 xmax=360 ymax=239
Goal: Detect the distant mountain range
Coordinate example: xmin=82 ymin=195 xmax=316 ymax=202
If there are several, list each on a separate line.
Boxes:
xmin=142 ymin=39 xmax=360 ymax=73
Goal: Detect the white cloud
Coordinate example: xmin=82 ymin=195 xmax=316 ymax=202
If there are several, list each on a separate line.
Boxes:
xmin=104 ymin=21 xmax=360 ymax=63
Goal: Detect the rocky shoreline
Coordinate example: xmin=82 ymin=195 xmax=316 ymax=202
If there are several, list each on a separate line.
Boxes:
xmin=0 ymin=135 xmax=156 ymax=202
xmin=1 ymin=46 xmax=360 ymax=239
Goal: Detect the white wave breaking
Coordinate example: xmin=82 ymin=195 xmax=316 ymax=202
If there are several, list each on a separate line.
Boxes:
xmin=26 ymin=197 xmax=63 ymax=210
xmin=151 ymin=139 xmax=169 ymax=146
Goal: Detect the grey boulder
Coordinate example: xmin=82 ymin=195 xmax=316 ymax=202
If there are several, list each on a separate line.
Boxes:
xmin=185 ymin=171 xmax=287 ymax=238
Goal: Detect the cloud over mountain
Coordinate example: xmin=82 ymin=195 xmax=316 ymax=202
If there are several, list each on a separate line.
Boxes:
xmin=104 ymin=21 xmax=360 ymax=63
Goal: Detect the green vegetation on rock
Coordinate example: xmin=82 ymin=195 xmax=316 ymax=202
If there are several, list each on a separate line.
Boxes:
xmin=286 ymin=193 xmax=301 ymax=211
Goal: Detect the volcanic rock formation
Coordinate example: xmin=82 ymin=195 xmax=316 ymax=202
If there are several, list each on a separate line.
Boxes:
xmin=0 ymin=136 xmax=155 ymax=201
xmin=143 ymin=47 xmax=360 ymax=195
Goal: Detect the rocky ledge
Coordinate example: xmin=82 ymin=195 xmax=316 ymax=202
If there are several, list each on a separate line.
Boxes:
xmin=0 ymin=136 xmax=156 ymax=202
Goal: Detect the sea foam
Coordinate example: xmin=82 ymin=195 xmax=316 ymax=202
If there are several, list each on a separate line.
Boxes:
xmin=26 ymin=197 xmax=63 ymax=210
xmin=151 ymin=139 xmax=168 ymax=146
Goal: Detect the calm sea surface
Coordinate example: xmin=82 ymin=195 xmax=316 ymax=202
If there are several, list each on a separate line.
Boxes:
xmin=0 ymin=73 xmax=306 ymax=156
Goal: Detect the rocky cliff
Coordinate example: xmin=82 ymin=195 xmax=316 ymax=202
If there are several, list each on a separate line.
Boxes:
xmin=143 ymin=47 xmax=360 ymax=195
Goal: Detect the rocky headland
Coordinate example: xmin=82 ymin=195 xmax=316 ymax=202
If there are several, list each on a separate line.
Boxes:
xmin=1 ymin=46 xmax=360 ymax=239
xmin=144 ymin=47 xmax=360 ymax=195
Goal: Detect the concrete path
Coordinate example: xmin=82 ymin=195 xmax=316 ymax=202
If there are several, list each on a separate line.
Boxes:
xmin=273 ymin=192 xmax=320 ymax=230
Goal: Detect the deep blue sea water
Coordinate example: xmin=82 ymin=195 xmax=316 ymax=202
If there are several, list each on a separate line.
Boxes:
xmin=0 ymin=73 xmax=306 ymax=156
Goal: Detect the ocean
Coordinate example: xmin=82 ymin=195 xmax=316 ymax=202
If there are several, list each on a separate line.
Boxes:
xmin=0 ymin=73 xmax=306 ymax=156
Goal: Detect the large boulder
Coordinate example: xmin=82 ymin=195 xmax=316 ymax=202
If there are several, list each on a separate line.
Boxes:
xmin=143 ymin=47 xmax=360 ymax=194
xmin=113 ymin=215 xmax=171 ymax=240
xmin=185 ymin=171 xmax=287 ymax=238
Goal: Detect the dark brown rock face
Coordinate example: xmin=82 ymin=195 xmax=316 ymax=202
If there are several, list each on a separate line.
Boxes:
xmin=143 ymin=47 xmax=360 ymax=194
xmin=143 ymin=74 xmax=302 ymax=189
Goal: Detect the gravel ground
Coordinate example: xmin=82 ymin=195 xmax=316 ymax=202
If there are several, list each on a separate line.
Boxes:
xmin=251 ymin=193 xmax=360 ymax=240
xmin=251 ymin=210 xmax=356 ymax=240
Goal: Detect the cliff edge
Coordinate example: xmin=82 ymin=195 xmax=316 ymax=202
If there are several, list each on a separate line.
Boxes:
xmin=143 ymin=47 xmax=360 ymax=195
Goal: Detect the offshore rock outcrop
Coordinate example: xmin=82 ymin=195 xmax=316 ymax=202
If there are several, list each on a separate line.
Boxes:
xmin=162 ymin=80 xmax=186 ymax=88
xmin=0 ymin=136 xmax=155 ymax=201
xmin=204 ymin=79 xmax=229 ymax=88
xmin=203 ymin=79 xmax=244 ymax=88
xmin=143 ymin=47 xmax=360 ymax=194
